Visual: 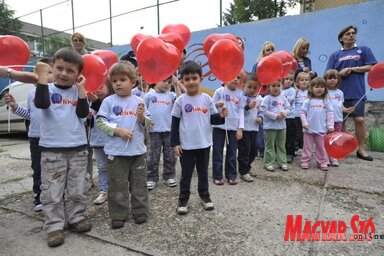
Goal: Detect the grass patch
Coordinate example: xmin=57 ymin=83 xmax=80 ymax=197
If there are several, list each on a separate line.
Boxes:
xmin=0 ymin=176 xmax=26 ymax=185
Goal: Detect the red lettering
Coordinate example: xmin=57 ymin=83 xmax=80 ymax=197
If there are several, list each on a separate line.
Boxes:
xmin=302 ymin=221 xmax=312 ymax=241
xmin=311 ymin=221 xmax=321 ymax=241
xmin=284 ymin=215 xmax=302 ymax=241
xmin=321 ymin=221 xmax=330 ymax=241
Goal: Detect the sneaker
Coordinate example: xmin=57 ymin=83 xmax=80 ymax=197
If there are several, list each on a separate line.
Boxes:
xmin=213 ymin=179 xmax=225 ymax=186
xmin=280 ymin=164 xmax=289 ymax=171
xmin=147 ymin=181 xmax=156 ymax=190
xmin=319 ymin=164 xmax=328 ymax=171
xmin=329 ymin=158 xmax=339 ymax=167
xmin=177 ymin=199 xmax=189 ymax=215
xmin=111 ymin=219 xmax=124 ymax=229
xmin=33 ymin=203 xmax=43 ymax=212
xmin=47 ymin=230 xmax=64 ymax=247
xmin=133 ymin=213 xmax=147 ymax=224
xmin=249 ymin=169 xmax=258 ymax=177
xmin=93 ymin=192 xmax=107 ymax=205
xmin=241 ymin=174 xmax=254 ymax=182
xmin=68 ymin=218 xmax=92 ymax=233
xmin=228 ymin=179 xmax=238 ymax=185
xmin=165 ymin=178 xmax=178 ymax=187
xmin=287 ymin=155 xmax=294 ymax=163
xmin=200 ymin=195 xmax=214 ymax=211
xmin=301 ymin=164 xmax=309 ymax=170
xmin=265 ymin=165 xmax=274 ymax=172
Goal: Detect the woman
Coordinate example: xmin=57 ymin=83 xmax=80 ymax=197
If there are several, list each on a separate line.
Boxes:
xmin=326 ymin=25 xmax=377 ymax=161
xmin=71 ymin=32 xmax=88 ymax=55
xmin=251 ymin=41 xmax=275 ymax=73
xmin=291 ymin=38 xmax=317 ymax=79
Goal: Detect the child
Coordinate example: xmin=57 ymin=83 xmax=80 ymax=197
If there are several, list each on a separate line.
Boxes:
xmin=300 ymin=77 xmax=334 ymax=171
xmin=96 ymin=61 xmax=150 ymax=229
xmin=260 ymin=80 xmax=290 ymax=171
xmin=294 ymin=72 xmax=310 ymax=152
xmin=170 ymin=60 xmax=227 ymax=215
xmin=34 ymin=48 xmax=91 ymax=247
xmin=132 ymin=68 xmax=154 ymax=98
xmin=212 ymin=72 xmax=245 ymax=185
xmin=237 ymin=73 xmax=263 ymax=180
xmin=281 ymin=72 xmax=296 ymax=163
xmin=144 ymin=76 xmax=180 ymax=190
xmin=4 ymin=57 xmax=54 ymax=212
xmin=324 ymin=69 xmax=355 ymax=167
xmin=89 ymin=79 xmax=113 ymax=204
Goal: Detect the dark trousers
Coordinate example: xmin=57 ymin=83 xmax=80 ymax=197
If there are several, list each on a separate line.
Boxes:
xmin=237 ymin=131 xmax=258 ymax=175
xmin=179 ymin=147 xmax=210 ymax=201
xmin=29 ymin=137 xmax=41 ymax=205
xmin=295 ymin=117 xmax=304 ymax=150
xmin=285 ymin=118 xmax=296 ymax=156
xmin=212 ymin=128 xmax=237 ymax=180
xmin=257 ymin=124 xmax=265 ymax=156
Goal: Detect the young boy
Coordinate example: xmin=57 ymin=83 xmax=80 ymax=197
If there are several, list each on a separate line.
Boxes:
xmin=144 ymin=76 xmax=180 ymax=190
xmin=34 ymin=48 xmax=91 ymax=247
xmin=171 ymin=61 xmax=227 ymax=215
xmin=96 ymin=61 xmax=150 ymax=229
xmin=212 ymin=72 xmax=245 ymax=185
xmin=237 ymin=73 xmax=263 ymax=180
xmin=4 ymin=58 xmax=54 ymax=212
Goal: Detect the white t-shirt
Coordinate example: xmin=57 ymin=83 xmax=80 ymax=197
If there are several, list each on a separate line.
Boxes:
xmin=327 ymin=89 xmax=344 ymax=122
xmin=243 ymin=94 xmax=262 ymax=132
xmin=144 ymin=90 xmax=175 ymax=132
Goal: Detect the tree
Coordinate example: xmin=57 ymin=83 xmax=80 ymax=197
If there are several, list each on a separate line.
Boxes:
xmin=223 ymin=0 xmax=300 ymax=26
xmin=37 ymin=35 xmax=71 ymax=57
xmin=0 ymin=0 xmax=22 ymax=35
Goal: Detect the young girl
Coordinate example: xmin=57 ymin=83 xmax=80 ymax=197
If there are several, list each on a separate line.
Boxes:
xmin=89 ymin=79 xmax=113 ymax=204
xmin=212 ymin=72 xmax=245 ymax=185
xmin=300 ymin=77 xmax=334 ymax=171
xmin=237 ymin=73 xmax=263 ymax=180
xmin=260 ymin=80 xmax=290 ymax=171
xmin=294 ymin=72 xmax=310 ymax=152
xmin=281 ymin=72 xmax=296 ymax=163
xmin=324 ymin=69 xmax=355 ymax=166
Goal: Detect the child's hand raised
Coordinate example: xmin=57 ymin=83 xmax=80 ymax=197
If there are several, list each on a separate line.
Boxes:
xmin=215 ymin=101 xmax=225 ymax=108
xmin=115 ymin=127 xmax=133 ymax=140
xmin=35 ymin=62 xmax=50 ymax=85
xmin=220 ymin=106 xmax=228 ymax=118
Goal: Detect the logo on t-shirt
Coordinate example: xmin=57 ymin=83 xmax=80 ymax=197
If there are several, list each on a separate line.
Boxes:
xmin=151 ymin=96 xmax=171 ymax=105
xmin=224 ymin=94 xmax=240 ymax=105
xmin=184 ymin=103 xmax=208 ymax=114
xmin=338 ymin=55 xmax=361 ymax=62
xmin=51 ymin=93 xmax=77 ymax=106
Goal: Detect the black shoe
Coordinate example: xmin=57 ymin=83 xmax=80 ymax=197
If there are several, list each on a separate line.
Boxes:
xmin=356 ymin=151 xmax=373 ymax=161
xmin=287 ymin=155 xmax=294 ymax=163
xmin=111 ymin=219 xmax=124 ymax=229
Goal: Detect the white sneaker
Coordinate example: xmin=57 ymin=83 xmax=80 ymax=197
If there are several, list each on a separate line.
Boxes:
xmin=241 ymin=174 xmax=254 ymax=182
xmin=93 ymin=192 xmax=107 ymax=205
xmin=280 ymin=164 xmax=289 ymax=171
xmin=33 ymin=204 xmax=43 ymax=212
xmin=200 ymin=198 xmax=214 ymax=211
xmin=147 ymin=181 xmax=156 ymax=190
xmin=265 ymin=165 xmax=275 ymax=172
xmin=165 ymin=178 xmax=178 ymax=187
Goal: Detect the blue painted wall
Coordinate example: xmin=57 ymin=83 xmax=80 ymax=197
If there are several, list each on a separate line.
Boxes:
xmin=105 ymin=0 xmax=384 ymax=101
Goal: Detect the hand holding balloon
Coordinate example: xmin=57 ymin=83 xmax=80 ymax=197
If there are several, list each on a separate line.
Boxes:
xmin=115 ymin=127 xmax=133 ymax=140
xmin=215 ymin=101 xmax=225 ymax=108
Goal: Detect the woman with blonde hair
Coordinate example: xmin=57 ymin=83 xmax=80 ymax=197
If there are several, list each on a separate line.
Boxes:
xmin=71 ymin=32 xmax=88 ymax=55
xmin=251 ymin=41 xmax=276 ymax=72
xmin=291 ymin=38 xmax=316 ymax=79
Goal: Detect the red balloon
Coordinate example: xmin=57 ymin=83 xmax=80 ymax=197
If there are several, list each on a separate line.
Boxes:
xmin=324 ymin=132 xmax=358 ymax=159
xmin=161 ymin=24 xmax=191 ymax=48
xmin=158 ymin=32 xmax=184 ymax=55
xmin=291 ymin=58 xmax=298 ymax=72
xmin=368 ymin=62 xmax=384 ymax=89
xmin=272 ymin=51 xmax=294 ymax=78
xmin=130 ymin=33 xmax=153 ymax=54
xmin=208 ymin=39 xmax=244 ymax=83
xmin=82 ymin=54 xmax=107 ymax=93
xmin=0 ymin=35 xmax=30 ymax=71
xmin=203 ymin=33 xmax=238 ymax=56
xmin=136 ymin=37 xmax=181 ymax=83
xmin=92 ymin=50 xmax=118 ymax=71
xmin=256 ymin=55 xmax=283 ymax=85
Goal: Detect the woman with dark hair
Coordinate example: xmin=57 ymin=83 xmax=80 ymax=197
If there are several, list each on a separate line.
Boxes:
xmin=325 ymin=25 xmax=377 ymax=161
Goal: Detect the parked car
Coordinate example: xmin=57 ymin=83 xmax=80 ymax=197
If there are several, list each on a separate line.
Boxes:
xmin=0 ymin=81 xmax=35 ymax=133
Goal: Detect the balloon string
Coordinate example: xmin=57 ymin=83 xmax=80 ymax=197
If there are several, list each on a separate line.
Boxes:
xmin=221 ymin=88 xmax=229 ymax=145
xmin=342 ymin=90 xmax=369 ymax=121
xmin=305 ymin=128 xmax=325 ymax=137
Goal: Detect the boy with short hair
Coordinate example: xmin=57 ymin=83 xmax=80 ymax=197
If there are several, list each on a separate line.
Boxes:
xmin=144 ymin=76 xmax=180 ymax=190
xmin=34 ymin=48 xmax=91 ymax=248
xmin=96 ymin=61 xmax=150 ymax=229
xmin=171 ymin=61 xmax=227 ymax=215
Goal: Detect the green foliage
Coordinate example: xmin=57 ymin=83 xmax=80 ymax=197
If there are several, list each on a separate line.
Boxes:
xmin=0 ymin=0 xmax=22 ymax=35
xmin=37 ymin=35 xmax=71 ymax=57
xmin=223 ymin=0 xmax=300 ymax=26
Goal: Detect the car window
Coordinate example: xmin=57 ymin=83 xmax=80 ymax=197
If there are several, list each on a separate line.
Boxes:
xmin=0 ymin=89 xmax=9 ymax=108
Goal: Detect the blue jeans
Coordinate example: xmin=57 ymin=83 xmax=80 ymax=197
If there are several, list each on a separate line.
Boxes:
xmin=212 ymin=128 xmax=237 ymax=180
xmin=179 ymin=147 xmax=210 ymax=201
xmin=93 ymin=147 xmax=108 ymax=192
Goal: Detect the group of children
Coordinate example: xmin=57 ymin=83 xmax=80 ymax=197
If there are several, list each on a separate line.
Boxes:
xmin=4 ymin=44 xmax=354 ymax=248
